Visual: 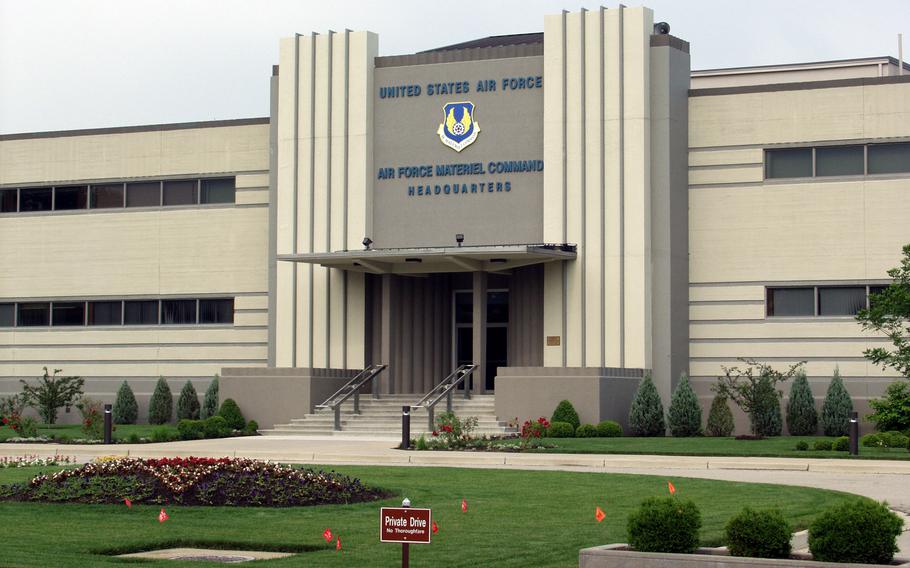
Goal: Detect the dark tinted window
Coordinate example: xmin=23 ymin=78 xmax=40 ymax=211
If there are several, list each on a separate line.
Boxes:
xmin=52 ymin=301 xmax=85 ymax=326
xmin=766 ymin=148 xmax=812 ymax=179
xmin=126 ymin=182 xmax=160 ymax=207
xmin=0 ymin=304 xmax=14 ymax=326
xmin=90 ymin=184 xmax=124 ymax=208
xmin=815 ymin=146 xmax=864 ymax=177
xmin=818 ymin=287 xmax=866 ymax=316
xmin=0 ymin=189 xmax=16 ymax=212
xmin=767 ymin=288 xmax=814 ymax=316
xmin=200 ymin=178 xmax=235 ymax=204
xmin=163 ymin=180 xmax=198 ymax=206
xmin=162 ymin=299 xmax=196 ymax=324
xmin=487 ymin=291 xmax=509 ymax=324
xmin=18 ymin=302 xmax=50 ymax=326
xmin=868 ymin=143 xmax=910 ymax=174
xmin=88 ymin=301 xmax=122 ymax=325
xmin=199 ymin=299 xmax=233 ymax=324
xmin=124 ymin=300 xmax=159 ymax=325
xmin=455 ymin=292 xmax=472 ymax=324
xmin=19 ymin=187 xmax=52 ymax=211
xmin=54 ymin=186 xmax=88 ymax=210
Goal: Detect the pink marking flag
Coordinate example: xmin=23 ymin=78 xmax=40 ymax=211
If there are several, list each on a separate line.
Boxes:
xmin=124 ymin=498 xmax=132 ymax=509
xmin=432 ymin=520 xmax=439 ymax=533
xmin=323 ymin=528 xmax=333 ymax=543
xmin=668 ymin=481 xmax=676 ymax=495
xmin=336 ymin=536 xmax=342 ymax=551
xmin=461 ymin=498 xmax=468 ymax=513
xmin=158 ymin=508 xmax=169 ymax=523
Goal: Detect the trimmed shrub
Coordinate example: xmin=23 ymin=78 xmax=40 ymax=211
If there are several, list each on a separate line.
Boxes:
xmin=176 ymin=381 xmax=200 ymax=421
xmin=127 ymin=433 xmax=141 ymax=444
xmin=786 ymin=370 xmax=818 ymax=436
xmin=217 ymin=398 xmax=245 ymax=430
xmin=724 ymin=507 xmax=791 ymax=559
xmin=148 ymin=377 xmax=173 ymax=425
xmin=821 ymin=367 xmax=853 ymax=437
xmin=596 ymin=420 xmax=623 ymax=438
xmin=814 ymin=439 xmax=833 ymax=451
xmin=177 ymin=419 xmax=205 ymax=440
xmin=833 ymin=436 xmax=850 ymax=452
xmin=151 ymin=426 xmax=177 ymax=443
xmin=576 ymin=424 xmax=598 ymax=438
xmin=752 ymin=376 xmax=782 ymax=437
xmin=706 ymin=394 xmax=735 ymax=437
xmin=547 ymin=421 xmax=575 ymax=438
xmin=204 ymin=415 xmax=231 ymax=438
xmin=809 ymin=500 xmax=902 ymax=564
xmin=112 ymin=381 xmax=138 ymax=424
xmin=627 ymin=496 xmax=701 ymax=553
xmin=862 ymin=433 xmax=883 ymax=448
xmin=551 ymin=400 xmax=581 ymax=431
xmin=868 ymin=381 xmax=910 ymax=433
xmin=668 ymin=373 xmax=702 ymax=437
xmin=795 ymin=440 xmax=809 ymax=451
xmin=244 ymin=419 xmax=259 ymax=435
xmin=201 ymin=375 xmax=219 ymax=420
xmin=629 ymin=374 xmax=666 ymax=437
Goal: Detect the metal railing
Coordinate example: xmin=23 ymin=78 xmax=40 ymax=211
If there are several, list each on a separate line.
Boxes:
xmin=316 ymin=364 xmax=387 ymax=431
xmin=411 ymin=364 xmax=477 ymax=431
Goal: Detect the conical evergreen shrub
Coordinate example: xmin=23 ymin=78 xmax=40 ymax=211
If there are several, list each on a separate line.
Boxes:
xmin=752 ymin=376 xmax=782 ymax=436
xmin=551 ymin=400 xmax=581 ymax=431
xmin=786 ymin=370 xmax=818 ymax=435
xmin=176 ymin=381 xmax=200 ymax=420
xmin=112 ymin=381 xmax=138 ymax=424
xmin=218 ymin=398 xmax=246 ymax=430
xmin=668 ymin=373 xmax=702 ymax=437
xmin=706 ymin=393 xmax=735 ymax=437
xmin=148 ymin=377 xmax=174 ymax=425
xmin=821 ymin=367 xmax=853 ymax=436
xmin=201 ymin=375 xmax=219 ymax=420
xmin=629 ymin=374 xmax=666 ymax=436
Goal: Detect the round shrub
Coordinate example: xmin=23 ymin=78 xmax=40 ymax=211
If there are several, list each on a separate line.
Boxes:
xmin=627 ymin=496 xmax=702 ymax=553
xmin=177 ymin=419 xmax=205 ymax=440
xmin=813 ymin=439 xmax=833 ymax=451
xmin=833 ymin=436 xmax=850 ymax=452
xmin=217 ymin=398 xmax=246 ymax=430
xmin=596 ymin=420 xmax=623 ymax=437
xmin=862 ymin=433 xmax=883 ymax=448
xmin=629 ymin=374 xmax=666 ymax=437
xmin=551 ymin=400 xmax=580 ymax=431
xmin=706 ymin=394 xmax=735 ymax=437
xmin=795 ymin=441 xmax=809 ymax=451
xmin=724 ymin=507 xmax=791 ymax=559
xmin=244 ymin=420 xmax=260 ymax=435
xmin=112 ymin=381 xmax=138 ymax=425
xmin=576 ymin=424 xmax=598 ymax=438
xmin=547 ymin=421 xmax=575 ymax=438
xmin=881 ymin=430 xmax=910 ymax=449
xmin=176 ymin=381 xmax=200 ymax=421
xmin=204 ymin=415 xmax=231 ymax=438
xmin=148 ymin=377 xmax=173 ymax=425
xmin=809 ymin=500 xmax=902 ymax=564
xmin=668 ymin=373 xmax=702 ymax=437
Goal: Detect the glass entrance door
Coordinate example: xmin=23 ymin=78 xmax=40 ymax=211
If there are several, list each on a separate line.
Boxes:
xmin=452 ymin=289 xmax=509 ymax=393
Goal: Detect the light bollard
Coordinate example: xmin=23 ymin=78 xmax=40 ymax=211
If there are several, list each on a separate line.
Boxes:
xmin=401 ymin=406 xmax=411 ymax=450
xmin=103 ymin=403 xmax=112 ymax=444
xmin=849 ymin=411 xmax=859 ymax=456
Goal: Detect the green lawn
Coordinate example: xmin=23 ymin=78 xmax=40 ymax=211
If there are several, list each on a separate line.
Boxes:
xmin=0 ymin=464 xmax=861 ymax=568
xmin=0 ymin=423 xmax=178 ymax=443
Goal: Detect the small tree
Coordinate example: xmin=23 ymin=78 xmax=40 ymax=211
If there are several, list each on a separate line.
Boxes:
xmin=821 ymin=367 xmax=853 ymax=437
xmin=706 ymin=394 xmax=735 ymax=437
xmin=148 ymin=377 xmax=174 ymax=425
xmin=668 ymin=373 xmax=702 ymax=437
xmin=551 ymin=400 xmax=580 ymax=431
xmin=712 ymin=359 xmax=802 ymax=436
xmin=629 ymin=374 xmax=665 ymax=436
xmin=867 ymin=381 xmax=910 ymax=432
xmin=176 ymin=381 xmax=200 ymax=420
xmin=201 ymin=375 xmax=219 ymax=420
xmin=786 ymin=370 xmax=818 ymax=435
xmin=19 ymin=367 xmax=84 ymax=424
xmin=113 ymin=381 xmax=138 ymax=424
xmin=856 ymin=243 xmax=910 ymax=378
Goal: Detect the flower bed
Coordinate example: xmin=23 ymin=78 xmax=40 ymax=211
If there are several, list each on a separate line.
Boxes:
xmin=0 ymin=456 xmax=389 ymax=507
xmin=0 ymin=454 xmax=75 ymax=468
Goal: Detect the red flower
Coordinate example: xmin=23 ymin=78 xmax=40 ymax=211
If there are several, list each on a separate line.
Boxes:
xmin=1 ymin=417 xmax=7 ymax=425
xmin=431 ymin=431 xmax=438 ymax=437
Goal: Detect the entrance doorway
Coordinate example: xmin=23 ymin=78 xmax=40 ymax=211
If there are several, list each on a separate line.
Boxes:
xmin=452 ymin=289 xmax=509 ymax=392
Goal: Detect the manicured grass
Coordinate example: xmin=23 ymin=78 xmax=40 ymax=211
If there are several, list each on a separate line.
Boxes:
xmin=0 ymin=423 xmax=179 ymax=443
xmin=0 ymin=464 xmax=861 ymax=567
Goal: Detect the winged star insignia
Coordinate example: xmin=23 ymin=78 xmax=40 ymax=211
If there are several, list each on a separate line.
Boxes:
xmin=437 ymin=101 xmax=480 ymax=152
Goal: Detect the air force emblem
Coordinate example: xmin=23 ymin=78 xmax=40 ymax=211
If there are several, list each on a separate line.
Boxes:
xmin=437 ymin=101 xmax=480 ymax=152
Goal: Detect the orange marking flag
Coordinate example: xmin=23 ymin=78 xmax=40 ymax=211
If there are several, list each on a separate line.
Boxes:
xmin=158 ymin=508 xmax=169 ymax=523
xmin=461 ymin=498 xmax=468 ymax=513
xmin=432 ymin=520 xmax=439 ymax=533
xmin=336 ymin=536 xmax=342 ymax=551
xmin=595 ymin=506 xmax=606 ymax=523
xmin=668 ymin=481 xmax=676 ymax=495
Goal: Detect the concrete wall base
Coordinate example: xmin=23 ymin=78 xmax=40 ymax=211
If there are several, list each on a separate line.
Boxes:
xmin=579 ymin=545 xmax=910 ymax=568
xmin=220 ymin=367 xmax=357 ymax=429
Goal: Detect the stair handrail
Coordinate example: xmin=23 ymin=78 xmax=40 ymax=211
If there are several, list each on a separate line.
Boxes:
xmin=411 ymin=364 xmax=477 ymax=431
xmin=316 ymin=363 xmax=387 ymax=431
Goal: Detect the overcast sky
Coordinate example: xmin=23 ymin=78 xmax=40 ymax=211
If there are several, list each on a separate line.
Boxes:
xmin=1 ymin=0 xmax=908 ymax=134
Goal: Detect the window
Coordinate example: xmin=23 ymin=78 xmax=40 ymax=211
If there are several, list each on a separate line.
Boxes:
xmin=17 ymin=302 xmax=50 ymax=326
xmin=199 ymin=298 xmax=233 ymax=324
xmin=818 ymin=287 xmax=865 ymax=316
xmin=163 ymin=180 xmax=198 ymax=206
xmin=765 ymin=148 xmax=812 ymax=179
xmin=19 ymin=187 xmax=52 ymax=212
xmin=124 ymin=300 xmax=159 ymax=325
xmin=487 ymin=291 xmax=509 ymax=324
xmin=0 ymin=189 xmax=16 ymax=213
xmin=767 ymin=288 xmax=814 ymax=316
xmin=816 ymin=146 xmax=864 ymax=177
xmin=868 ymin=143 xmax=910 ymax=174
xmin=54 ymin=186 xmax=88 ymax=210
xmin=200 ymin=178 xmax=235 ymax=204
xmin=126 ymin=182 xmax=160 ymax=207
xmin=88 ymin=301 xmax=122 ymax=325
xmin=90 ymin=184 xmax=124 ymax=208
xmin=0 ymin=304 xmax=14 ymax=326
xmin=161 ymin=299 xmax=197 ymax=324
xmin=52 ymin=302 xmax=85 ymax=326
xmin=455 ymin=291 xmax=472 ymax=324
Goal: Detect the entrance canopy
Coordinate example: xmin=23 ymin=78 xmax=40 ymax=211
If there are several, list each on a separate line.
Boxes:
xmin=277 ymin=243 xmax=576 ymax=274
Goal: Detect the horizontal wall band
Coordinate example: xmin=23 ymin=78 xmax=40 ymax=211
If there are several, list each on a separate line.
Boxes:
xmin=690 ymin=336 xmax=886 ymax=344
xmin=0 ymin=292 xmax=266 ymax=302
xmin=0 ymin=358 xmax=267 ymax=365
xmin=688 ymin=162 xmax=763 ymax=171
xmin=688 ymin=299 xmax=764 ymax=306
xmin=690 ymin=279 xmax=891 ymax=288
xmin=0 ymin=341 xmax=267 ymax=349
xmin=0 ymin=118 xmax=269 ymax=141
xmin=0 ymin=170 xmax=269 ymax=190
xmin=690 ymin=355 xmax=868 ymax=362
xmin=690 ymin=135 xmax=910 ymax=153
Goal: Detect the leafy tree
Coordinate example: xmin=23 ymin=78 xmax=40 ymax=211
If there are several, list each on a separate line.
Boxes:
xmin=786 ymin=370 xmax=818 ymax=435
xmin=550 ymin=400 xmax=580 ymax=431
xmin=867 ymin=381 xmax=910 ymax=432
xmin=856 ymin=243 xmax=910 ymax=377
xmin=112 ymin=381 xmax=138 ymax=424
xmin=176 ymin=381 xmax=201 ymax=420
xmin=706 ymin=394 xmax=735 ymax=437
xmin=19 ymin=367 xmax=84 ymax=424
xmin=148 ymin=377 xmax=174 ymax=425
xmin=821 ymin=367 xmax=853 ymax=437
xmin=712 ymin=359 xmax=802 ymax=436
xmin=668 ymin=373 xmax=702 ymax=437
xmin=628 ymin=374 xmax=665 ymax=436
xmin=201 ymin=375 xmax=219 ymax=420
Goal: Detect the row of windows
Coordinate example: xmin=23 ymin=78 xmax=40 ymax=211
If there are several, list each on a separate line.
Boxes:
xmin=765 ymin=142 xmax=910 ymax=179
xmin=0 ymin=177 xmax=235 ymax=214
xmin=0 ymin=298 xmax=233 ymax=327
xmin=766 ymin=285 xmax=884 ymax=317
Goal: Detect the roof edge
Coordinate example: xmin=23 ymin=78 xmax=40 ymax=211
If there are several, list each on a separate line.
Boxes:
xmin=0 ymin=117 xmax=270 ymax=142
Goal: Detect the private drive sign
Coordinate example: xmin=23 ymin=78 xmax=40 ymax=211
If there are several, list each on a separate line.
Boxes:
xmin=380 ymin=507 xmax=432 ymax=544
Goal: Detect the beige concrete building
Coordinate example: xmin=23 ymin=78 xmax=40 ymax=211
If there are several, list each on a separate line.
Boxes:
xmin=1 ymin=6 xmax=908 ymax=431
